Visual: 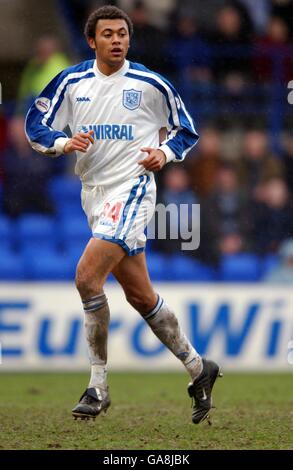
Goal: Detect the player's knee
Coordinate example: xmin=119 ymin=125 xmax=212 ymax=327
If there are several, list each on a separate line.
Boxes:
xmin=75 ymin=266 xmax=90 ymax=295
xmin=75 ymin=264 xmax=102 ymax=298
xmin=126 ymin=292 xmax=155 ymax=314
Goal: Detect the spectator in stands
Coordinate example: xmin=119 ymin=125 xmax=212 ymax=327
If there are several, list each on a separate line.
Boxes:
xmin=155 ymin=165 xmax=198 ymax=254
xmin=128 ymin=0 xmax=167 ymax=71
xmin=199 ymin=163 xmax=251 ymax=265
xmin=60 ymin=0 xmax=100 ymax=36
xmin=187 ymin=127 xmax=222 ymax=198
xmin=218 ymin=228 xmax=246 ymax=257
xmin=122 ymin=0 xmax=174 ymax=30
xmin=58 ymin=0 xmax=111 ymax=58
xmin=211 ymin=2 xmax=253 ymax=88
xmin=9 ymin=36 xmax=71 ymax=182
xmin=15 ymin=35 xmax=71 ymax=116
xmin=251 ymin=178 xmax=293 ymax=255
xmin=253 ymin=16 xmax=293 ymax=83
xmin=203 ymin=162 xmax=250 ymax=235
xmin=2 ymin=120 xmax=54 ymax=217
xmin=271 ymin=0 xmax=293 ymax=39
xmin=264 ymin=238 xmax=293 ymax=284
xmin=237 ymin=129 xmax=284 ymax=200
xmin=165 ymin=13 xmax=212 ymax=82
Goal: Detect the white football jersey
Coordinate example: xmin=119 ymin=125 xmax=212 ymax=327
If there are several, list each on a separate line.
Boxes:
xmin=25 ymin=59 xmax=198 ymax=187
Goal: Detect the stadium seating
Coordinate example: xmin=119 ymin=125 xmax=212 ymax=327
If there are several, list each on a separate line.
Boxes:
xmin=26 ymin=248 xmax=75 ymax=280
xmin=48 ymin=176 xmax=81 ymax=204
xmin=64 ymin=240 xmax=85 ymax=264
xmin=261 ymin=254 xmax=279 ymax=278
xmin=17 ymin=214 xmax=57 ymax=241
xmin=0 ymin=215 xmax=13 ymax=251
xmin=0 ymin=247 xmax=26 ymax=280
xmin=56 ymin=201 xmax=85 ymax=219
xmin=146 ymin=253 xmax=169 ymax=281
xmin=59 ymin=215 xmax=91 ymax=248
xmin=48 ymin=175 xmax=84 ymax=218
xmin=16 ymin=214 xmax=59 ymax=255
xmin=145 ymin=253 xmax=216 ymax=282
xmin=167 ymin=254 xmax=216 ymax=282
xmin=0 ymin=207 xmax=279 ymax=282
xmin=219 ymin=253 xmax=262 ymax=282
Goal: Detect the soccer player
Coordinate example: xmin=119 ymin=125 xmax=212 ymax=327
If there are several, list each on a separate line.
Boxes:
xmin=25 ymin=5 xmax=222 ymax=424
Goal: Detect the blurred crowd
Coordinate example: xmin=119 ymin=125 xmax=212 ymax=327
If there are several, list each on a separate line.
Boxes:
xmin=1 ymin=0 xmax=293 ymax=281
xmin=157 ymin=128 xmax=293 ymax=267
xmin=60 ymin=0 xmax=293 ymax=86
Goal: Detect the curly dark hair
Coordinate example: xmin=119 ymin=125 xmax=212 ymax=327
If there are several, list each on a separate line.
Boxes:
xmin=84 ymin=5 xmax=133 ymax=39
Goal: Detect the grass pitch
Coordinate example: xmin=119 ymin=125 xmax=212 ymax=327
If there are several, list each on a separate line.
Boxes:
xmin=0 ymin=372 xmax=292 ymax=450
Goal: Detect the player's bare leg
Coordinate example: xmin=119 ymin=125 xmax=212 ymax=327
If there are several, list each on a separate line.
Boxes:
xmin=112 ymin=252 xmax=222 ymax=424
xmin=112 ymin=253 xmax=203 ymax=380
xmin=72 ymin=238 xmax=125 ymax=420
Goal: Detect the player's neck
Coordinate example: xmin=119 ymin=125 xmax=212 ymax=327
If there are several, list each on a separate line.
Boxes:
xmin=96 ymin=57 xmax=125 ymax=76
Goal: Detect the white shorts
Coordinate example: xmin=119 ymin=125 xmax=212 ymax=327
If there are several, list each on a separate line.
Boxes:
xmin=81 ymin=174 xmax=156 ymax=256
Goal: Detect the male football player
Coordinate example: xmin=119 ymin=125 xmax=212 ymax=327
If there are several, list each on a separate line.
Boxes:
xmin=25 ymin=5 xmax=222 ymax=424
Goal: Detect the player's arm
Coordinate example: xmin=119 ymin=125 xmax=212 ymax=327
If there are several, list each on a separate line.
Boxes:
xmin=138 ymin=127 xmax=167 ymax=172
xmin=63 ymin=131 xmax=94 ymax=153
xmin=138 ymin=148 xmax=167 ymax=172
xmin=25 ymin=70 xmax=94 ymax=156
xmin=139 ymin=81 xmax=199 ymax=171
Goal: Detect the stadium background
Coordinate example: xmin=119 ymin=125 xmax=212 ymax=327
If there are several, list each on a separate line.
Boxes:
xmin=0 ymin=0 xmax=293 ymax=451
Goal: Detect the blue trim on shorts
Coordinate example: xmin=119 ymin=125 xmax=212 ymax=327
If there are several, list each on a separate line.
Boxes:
xmin=93 ymin=233 xmax=145 ymax=256
xmin=122 ymin=174 xmax=150 ymax=241
xmin=115 ymin=175 xmax=144 ymax=238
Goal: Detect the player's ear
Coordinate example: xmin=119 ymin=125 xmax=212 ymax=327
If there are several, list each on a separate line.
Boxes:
xmin=87 ymin=37 xmax=96 ymax=51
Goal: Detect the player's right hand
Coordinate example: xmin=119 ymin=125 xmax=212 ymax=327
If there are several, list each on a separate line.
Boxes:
xmin=64 ymin=130 xmax=94 ymax=153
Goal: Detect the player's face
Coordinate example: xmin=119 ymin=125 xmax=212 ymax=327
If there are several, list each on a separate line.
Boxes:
xmin=89 ymin=19 xmax=130 ymax=66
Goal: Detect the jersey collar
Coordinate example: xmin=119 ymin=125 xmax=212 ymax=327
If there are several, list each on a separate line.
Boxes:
xmin=93 ymin=59 xmax=129 ymax=80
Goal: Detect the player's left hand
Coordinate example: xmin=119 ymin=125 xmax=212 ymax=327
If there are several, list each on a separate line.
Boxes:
xmin=138 ymin=148 xmax=167 ymax=172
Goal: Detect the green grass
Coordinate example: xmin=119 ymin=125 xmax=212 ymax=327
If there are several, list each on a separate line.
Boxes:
xmin=0 ymin=372 xmax=292 ymax=450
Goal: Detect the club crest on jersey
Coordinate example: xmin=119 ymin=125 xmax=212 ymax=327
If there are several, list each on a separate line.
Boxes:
xmin=122 ymin=89 xmax=142 ymax=110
